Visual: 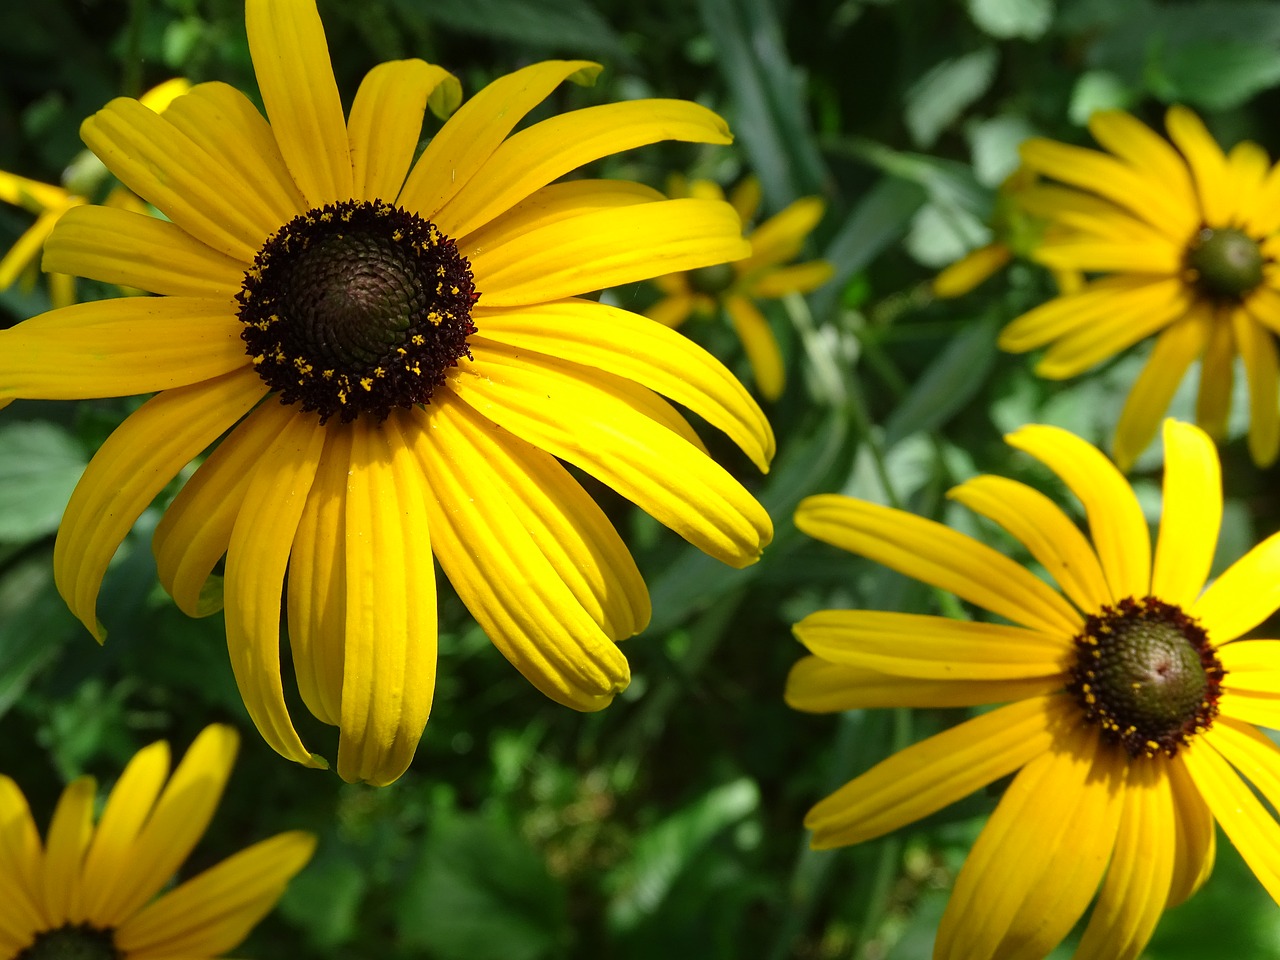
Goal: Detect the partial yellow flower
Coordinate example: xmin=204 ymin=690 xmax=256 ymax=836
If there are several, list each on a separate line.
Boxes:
xmin=0 ymin=724 xmax=313 ymax=960
xmin=646 ymin=175 xmax=832 ymax=401
xmin=1001 ymin=106 xmax=1280 ymax=469
xmin=0 ymin=79 xmax=190 ymax=309
xmin=789 ymin=420 xmax=1280 ymax=960
xmin=0 ymin=0 xmax=773 ymax=785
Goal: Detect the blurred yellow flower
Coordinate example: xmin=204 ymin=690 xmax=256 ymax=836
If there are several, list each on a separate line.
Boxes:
xmin=0 ymin=79 xmax=190 ymax=310
xmin=791 ymin=420 xmax=1280 ymax=960
xmin=0 ymin=724 xmax=313 ymax=960
xmin=1001 ymin=107 xmax=1280 ymax=469
xmin=646 ymin=175 xmax=833 ymax=401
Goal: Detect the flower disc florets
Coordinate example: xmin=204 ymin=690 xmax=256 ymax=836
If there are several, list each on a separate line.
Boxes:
xmin=16 ymin=925 xmax=120 ymax=960
xmin=1186 ymin=226 xmax=1265 ymax=299
xmin=1068 ymin=596 xmax=1225 ymax=758
xmin=237 ymin=200 xmax=478 ymax=423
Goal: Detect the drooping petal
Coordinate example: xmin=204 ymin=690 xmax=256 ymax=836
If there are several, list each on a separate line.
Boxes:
xmin=399 ymin=60 xmax=600 ymax=219
xmin=1233 ymin=310 xmax=1280 ymax=466
xmin=44 ymin=205 xmax=246 ymax=299
xmin=245 ymin=0 xmax=352 ymax=204
xmin=468 ymin=198 xmax=750 ymax=305
xmin=792 ymin=609 xmax=1068 ymax=679
xmin=117 ymin=831 xmax=314 ymax=957
xmin=0 ymin=297 xmax=248 ymax=402
xmin=1151 ymin=420 xmax=1222 ymax=608
xmin=348 ymin=60 xmax=458 ymax=203
xmin=794 ymin=494 xmax=1080 ymax=637
xmin=1005 ymin=424 xmax=1152 ymax=602
xmin=724 ymin=294 xmax=786 ymax=402
xmin=803 ymin=694 xmax=1069 ymax=848
xmin=54 ymin=368 xmax=265 ymax=639
xmin=785 ymin=657 xmax=1061 ymax=711
xmin=335 ymin=414 xmax=438 ymax=786
xmin=947 ymin=474 xmax=1111 ymax=612
xmin=224 ymin=412 xmax=329 ymax=768
xmin=474 ymin=298 xmax=774 ymax=470
xmin=1192 ymin=530 xmax=1280 ymax=643
xmin=451 ymin=342 xmax=772 ymax=568
xmin=1165 ymin=753 xmax=1216 ymax=907
xmin=435 ymin=99 xmax=733 ymax=238
xmin=39 ymin=777 xmax=95 ymax=927
xmin=1195 ymin=309 xmax=1235 ymax=439
xmin=410 ymin=396 xmax=633 ymax=710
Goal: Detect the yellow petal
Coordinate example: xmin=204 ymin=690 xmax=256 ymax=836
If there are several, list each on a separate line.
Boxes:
xmin=54 ymin=368 xmax=265 ymax=640
xmin=45 ymin=204 xmax=246 ymax=299
xmin=335 ymin=414 xmax=438 ymax=786
xmin=728 ymin=176 xmax=760 ymax=222
xmin=1087 ymin=109 xmax=1198 ymax=217
xmin=468 ymin=198 xmax=750 ymax=306
xmin=245 ymin=0 xmax=352 ymax=205
xmin=0 ymin=297 xmax=247 ymax=402
xmin=933 ymin=243 xmax=1012 ymax=298
xmin=1165 ymin=105 xmax=1233 ymax=227
xmin=411 ymin=396 xmax=632 ymax=710
xmin=1112 ymin=310 xmax=1213 ymax=471
xmin=948 ymin=473 xmax=1112 ymax=612
xmin=40 ymin=777 xmax=95 ymax=926
xmin=1195 ymin=309 xmax=1235 ymax=439
xmin=0 ymin=169 xmax=70 ymax=211
xmin=1149 ymin=420 xmax=1221 ymax=610
xmin=0 ymin=208 xmax=67 ymax=291
xmin=1005 ymin=424 xmax=1151 ymax=601
xmin=1233 ymin=311 xmax=1280 ymax=466
xmin=740 ymin=196 xmax=825 ymax=272
xmin=724 ymin=294 xmax=786 ymax=402
xmin=1020 ymin=185 xmax=1162 ymax=242
xmin=435 ymin=99 xmax=733 ymax=239
xmin=348 ymin=60 xmax=458 ymax=202
xmin=1219 ymin=641 xmax=1280 ymax=730
xmin=1032 ymin=237 xmax=1182 ymax=274
xmin=224 ymin=412 xmax=329 ymax=768
xmin=1166 ymin=753 xmax=1216 ymax=907
xmin=0 ymin=777 xmax=44 ymax=940
xmin=1225 ymin=140 xmax=1270 ymax=227
xmin=475 ymin=298 xmax=775 ymax=470
xmin=644 ymin=293 xmax=697 ymax=328
xmin=748 ymin=260 xmax=835 ymax=298
xmin=803 ymin=694 xmax=1066 ymax=848
xmin=1243 ymin=156 xmax=1280 ymax=235
xmin=117 ymin=831 xmax=314 ymax=957
xmin=794 ymin=493 xmax=1080 ymax=636
xmin=452 ymin=343 xmax=772 ymax=567
xmin=399 ymin=60 xmax=601 ymax=220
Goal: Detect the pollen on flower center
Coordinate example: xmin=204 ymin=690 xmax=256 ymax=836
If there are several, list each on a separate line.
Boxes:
xmin=1185 ymin=226 xmax=1266 ymax=299
xmin=16 ymin=924 xmax=121 ymax=960
xmin=236 ymin=200 xmax=478 ymax=423
xmin=1068 ymin=595 xmax=1225 ymax=758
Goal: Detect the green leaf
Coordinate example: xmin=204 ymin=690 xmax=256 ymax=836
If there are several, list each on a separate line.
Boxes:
xmin=0 ymin=421 xmax=87 ymax=544
xmin=965 ymin=114 xmax=1037 ymax=187
xmin=0 ymin=553 xmax=75 ymax=718
xmin=279 ymin=853 xmax=368 ymax=948
xmin=406 ymin=0 xmax=629 ymax=60
xmin=1152 ymin=39 xmax=1280 ymax=111
xmin=904 ymin=48 xmax=999 ymax=149
xmin=1068 ymin=70 xmax=1137 ymax=125
xmin=905 ymin=201 xmax=989 ymax=268
xmin=968 ymin=0 xmax=1054 ymax=40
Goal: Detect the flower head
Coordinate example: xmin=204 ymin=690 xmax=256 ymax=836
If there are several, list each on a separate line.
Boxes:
xmin=790 ymin=420 xmax=1280 ymax=959
xmin=0 ymin=724 xmax=313 ymax=960
xmin=1000 ymin=107 xmax=1280 ymax=469
xmin=646 ymin=175 xmax=833 ymax=401
xmin=0 ymin=0 xmax=774 ymax=784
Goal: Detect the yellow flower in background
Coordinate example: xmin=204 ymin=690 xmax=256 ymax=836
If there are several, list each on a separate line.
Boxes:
xmin=646 ymin=175 xmax=833 ymax=401
xmin=0 ymin=0 xmax=773 ymax=785
xmin=0 ymin=79 xmax=190 ymax=310
xmin=0 ymin=725 xmax=313 ymax=960
xmin=1000 ymin=107 xmax=1280 ymax=469
xmin=789 ymin=420 xmax=1280 ymax=960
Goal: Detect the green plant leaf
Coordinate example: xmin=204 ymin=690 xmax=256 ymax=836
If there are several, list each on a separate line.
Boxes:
xmin=904 ymin=48 xmax=999 ymax=149
xmin=968 ymin=0 xmax=1054 ymax=39
xmin=0 ymin=421 xmax=87 ymax=545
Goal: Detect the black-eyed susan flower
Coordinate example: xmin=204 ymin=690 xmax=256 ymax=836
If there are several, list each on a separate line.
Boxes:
xmin=0 ymin=0 xmax=774 ymax=785
xmin=0 ymin=79 xmax=190 ymax=311
xmin=1001 ymin=107 xmax=1280 ymax=469
xmin=646 ymin=175 xmax=832 ymax=401
xmin=789 ymin=420 xmax=1280 ymax=960
xmin=0 ymin=724 xmax=313 ymax=960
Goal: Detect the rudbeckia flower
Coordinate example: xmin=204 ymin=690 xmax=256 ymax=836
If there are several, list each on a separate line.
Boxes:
xmin=646 ymin=175 xmax=832 ymax=401
xmin=0 ymin=724 xmax=313 ymax=960
xmin=1000 ymin=107 xmax=1280 ymax=469
xmin=0 ymin=0 xmax=774 ymax=784
xmin=790 ymin=420 xmax=1280 ymax=960
xmin=0 ymin=79 xmax=190 ymax=311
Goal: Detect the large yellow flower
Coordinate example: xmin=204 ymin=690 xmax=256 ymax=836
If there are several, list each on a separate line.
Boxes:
xmin=790 ymin=420 xmax=1280 ymax=959
xmin=0 ymin=0 xmax=774 ymax=785
xmin=0 ymin=725 xmax=313 ymax=960
xmin=1000 ymin=107 xmax=1280 ymax=469
xmin=646 ymin=175 xmax=832 ymax=401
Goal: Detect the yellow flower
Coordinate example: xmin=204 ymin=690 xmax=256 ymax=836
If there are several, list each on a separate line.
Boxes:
xmin=0 ymin=0 xmax=773 ymax=785
xmin=0 ymin=724 xmax=313 ymax=960
xmin=1000 ymin=107 xmax=1280 ymax=469
xmin=0 ymin=79 xmax=191 ymax=310
xmin=646 ymin=175 xmax=833 ymax=401
xmin=790 ymin=420 xmax=1280 ymax=960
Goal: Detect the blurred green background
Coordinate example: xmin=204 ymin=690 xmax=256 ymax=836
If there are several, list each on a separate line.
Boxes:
xmin=3 ymin=0 xmax=1280 ymax=956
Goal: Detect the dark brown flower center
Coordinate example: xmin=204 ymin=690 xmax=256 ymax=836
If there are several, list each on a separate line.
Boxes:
xmin=16 ymin=925 xmax=120 ymax=960
xmin=237 ymin=200 xmax=477 ymax=423
xmin=1068 ymin=596 xmax=1224 ymax=757
xmin=1186 ymin=226 xmax=1265 ymax=299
